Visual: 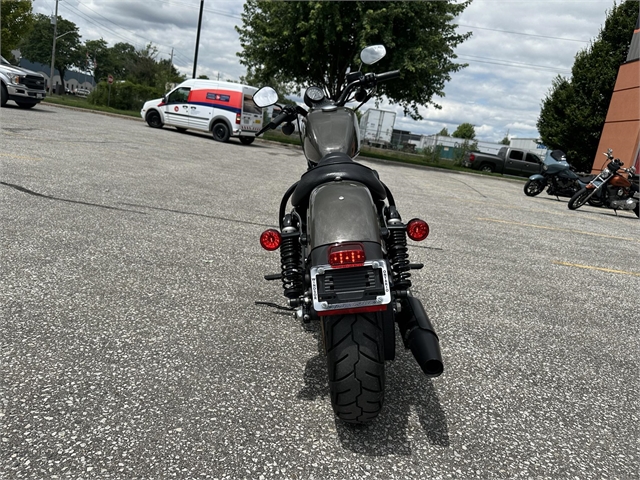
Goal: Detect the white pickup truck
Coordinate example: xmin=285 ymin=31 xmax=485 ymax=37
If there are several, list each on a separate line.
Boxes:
xmin=0 ymin=56 xmax=47 ymax=109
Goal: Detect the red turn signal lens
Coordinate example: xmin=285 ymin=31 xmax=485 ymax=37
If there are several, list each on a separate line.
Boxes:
xmin=260 ymin=229 xmax=281 ymax=251
xmin=329 ymin=243 xmax=366 ymax=268
xmin=406 ymin=218 xmax=429 ymax=241
xmin=469 ymin=153 xmax=475 ymax=162
xmin=236 ymin=113 xmax=241 ymax=124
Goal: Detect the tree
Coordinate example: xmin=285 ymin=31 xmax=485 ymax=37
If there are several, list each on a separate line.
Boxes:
xmin=452 ymin=122 xmax=475 ymax=140
xmin=1 ymin=0 xmax=34 ymax=61
xmin=500 ymin=136 xmax=510 ymax=145
xmin=537 ymin=0 xmax=638 ymax=171
xmin=236 ymin=1 xmax=471 ymax=119
xmin=20 ymin=13 xmax=82 ymax=87
xmin=438 ymin=127 xmax=449 ymax=137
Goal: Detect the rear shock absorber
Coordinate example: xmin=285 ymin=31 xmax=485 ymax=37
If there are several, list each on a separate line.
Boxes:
xmin=280 ymin=214 xmax=304 ymax=300
xmin=386 ymin=206 xmax=412 ymax=292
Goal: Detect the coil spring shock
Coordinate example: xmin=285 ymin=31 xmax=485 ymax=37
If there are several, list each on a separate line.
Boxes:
xmin=280 ymin=215 xmax=304 ymax=299
xmin=387 ymin=225 xmax=412 ymax=291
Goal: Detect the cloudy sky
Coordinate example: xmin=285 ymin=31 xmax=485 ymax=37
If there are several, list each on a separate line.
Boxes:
xmin=30 ymin=0 xmax=637 ymax=142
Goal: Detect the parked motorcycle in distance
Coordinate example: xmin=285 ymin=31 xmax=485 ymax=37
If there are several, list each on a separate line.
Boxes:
xmin=568 ymin=149 xmax=639 ymax=217
xmin=253 ymin=45 xmax=443 ymax=425
xmin=524 ymin=150 xmax=600 ymax=204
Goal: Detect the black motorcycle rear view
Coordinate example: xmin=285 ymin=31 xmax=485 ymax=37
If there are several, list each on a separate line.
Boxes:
xmin=253 ymin=45 xmax=444 ymax=424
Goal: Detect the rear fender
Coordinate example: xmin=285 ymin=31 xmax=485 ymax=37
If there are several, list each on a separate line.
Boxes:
xmin=307 ymin=181 xmax=381 ymax=251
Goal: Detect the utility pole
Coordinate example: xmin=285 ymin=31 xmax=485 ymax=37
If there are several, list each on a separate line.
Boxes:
xmin=49 ymin=0 xmax=59 ymax=94
xmin=192 ymin=0 xmax=204 ymax=78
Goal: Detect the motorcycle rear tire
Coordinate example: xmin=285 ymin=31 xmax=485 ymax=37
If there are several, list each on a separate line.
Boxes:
xmin=568 ymin=187 xmax=591 ymax=210
xmin=323 ymin=312 xmax=385 ymax=424
xmin=524 ymin=179 xmax=544 ymax=197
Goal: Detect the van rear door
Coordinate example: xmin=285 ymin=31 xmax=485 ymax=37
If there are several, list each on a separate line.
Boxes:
xmin=241 ymin=87 xmax=262 ymax=135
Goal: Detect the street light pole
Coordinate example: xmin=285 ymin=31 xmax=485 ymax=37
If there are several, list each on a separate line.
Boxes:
xmin=49 ymin=0 xmax=59 ymax=94
xmin=192 ymin=0 xmax=204 ymax=79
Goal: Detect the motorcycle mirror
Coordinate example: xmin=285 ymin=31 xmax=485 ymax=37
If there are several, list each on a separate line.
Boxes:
xmin=253 ymin=86 xmax=279 ymax=108
xmin=360 ymin=45 xmax=386 ymax=65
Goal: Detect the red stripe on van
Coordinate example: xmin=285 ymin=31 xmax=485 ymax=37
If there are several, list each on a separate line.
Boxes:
xmin=188 ymin=89 xmax=242 ymax=108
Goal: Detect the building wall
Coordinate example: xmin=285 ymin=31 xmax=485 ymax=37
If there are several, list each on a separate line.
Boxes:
xmin=18 ymin=59 xmax=96 ymax=92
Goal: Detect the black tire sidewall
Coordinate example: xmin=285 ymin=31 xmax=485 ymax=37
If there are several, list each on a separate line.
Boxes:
xmin=212 ymin=122 xmax=230 ymax=142
xmin=146 ymin=111 xmax=163 ymax=128
xmin=524 ymin=179 xmax=543 ymax=196
xmin=1 ymin=84 xmax=7 ymax=107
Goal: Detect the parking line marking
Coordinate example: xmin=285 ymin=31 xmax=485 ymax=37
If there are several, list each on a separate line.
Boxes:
xmin=553 ymin=261 xmax=640 ymax=277
xmin=477 ymin=217 xmax=638 ymax=243
xmin=0 ymin=152 xmax=43 ymax=162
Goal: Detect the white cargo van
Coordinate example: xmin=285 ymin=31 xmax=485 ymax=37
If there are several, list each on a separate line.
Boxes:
xmin=140 ymin=79 xmax=263 ymax=145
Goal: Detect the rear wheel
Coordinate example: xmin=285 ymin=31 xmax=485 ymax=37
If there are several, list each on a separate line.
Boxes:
xmin=239 ymin=136 xmax=255 ymax=145
xmin=212 ymin=122 xmax=230 ymax=142
xmin=524 ymin=179 xmax=544 ymax=196
xmin=479 ymin=164 xmax=494 ymax=173
xmin=568 ymin=187 xmax=591 ymax=210
xmin=16 ymin=101 xmax=36 ymax=109
xmin=146 ymin=111 xmax=163 ymax=128
xmin=323 ymin=313 xmax=385 ymax=424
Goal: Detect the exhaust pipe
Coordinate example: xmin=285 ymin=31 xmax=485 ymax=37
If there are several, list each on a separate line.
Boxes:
xmin=397 ymin=296 xmax=444 ymax=377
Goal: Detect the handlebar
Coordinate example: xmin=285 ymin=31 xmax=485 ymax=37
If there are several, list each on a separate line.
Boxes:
xmin=336 ymin=70 xmax=401 ymax=105
xmin=375 ymin=70 xmax=401 ymax=82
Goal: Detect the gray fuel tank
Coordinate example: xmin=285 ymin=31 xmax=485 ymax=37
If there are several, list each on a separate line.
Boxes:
xmin=302 ymin=107 xmax=360 ymax=164
xmin=308 ymin=181 xmax=381 ymax=250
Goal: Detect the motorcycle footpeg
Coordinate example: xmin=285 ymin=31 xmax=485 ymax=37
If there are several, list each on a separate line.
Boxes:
xmin=264 ymin=273 xmax=282 ymax=281
xmin=409 ymin=263 xmax=424 ymax=270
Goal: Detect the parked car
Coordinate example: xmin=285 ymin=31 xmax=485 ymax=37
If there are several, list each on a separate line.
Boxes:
xmin=75 ymin=88 xmax=91 ymax=98
xmin=463 ymin=146 xmax=543 ymax=177
xmin=0 ymin=55 xmax=46 ymax=108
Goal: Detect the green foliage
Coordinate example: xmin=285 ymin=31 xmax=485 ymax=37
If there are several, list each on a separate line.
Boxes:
xmin=236 ymin=0 xmax=472 ymax=119
xmin=20 ymin=13 xmax=82 ymax=85
xmin=453 ymin=139 xmax=478 ymax=165
xmin=89 ymin=80 xmax=164 ymax=111
xmin=1 ymin=0 xmax=34 ymax=60
xmin=537 ymin=0 xmax=638 ymax=171
xmin=500 ymin=136 xmax=510 ymax=145
xmin=438 ymin=127 xmax=449 ymax=136
xmin=452 ymin=122 xmax=476 ymax=139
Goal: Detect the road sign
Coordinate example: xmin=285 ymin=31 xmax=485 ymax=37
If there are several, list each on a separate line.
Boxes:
xmin=108 ymin=75 xmax=114 ymax=84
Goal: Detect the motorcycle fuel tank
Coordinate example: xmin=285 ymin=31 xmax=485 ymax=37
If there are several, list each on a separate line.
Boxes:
xmin=302 ymin=107 xmax=360 ymax=164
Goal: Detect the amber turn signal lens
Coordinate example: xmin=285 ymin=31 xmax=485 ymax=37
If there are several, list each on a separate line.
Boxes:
xmin=406 ymin=218 xmax=429 ymax=241
xmin=260 ymin=229 xmax=281 ymax=251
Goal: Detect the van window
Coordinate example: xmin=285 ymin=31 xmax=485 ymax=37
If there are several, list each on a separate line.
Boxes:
xmin=243 ymin=93 xmax=261 ymax=115
xmin=167 ymin=87 xmax=190 ymax=104
xmin=509 ymin=150 xmax=524 ymax=161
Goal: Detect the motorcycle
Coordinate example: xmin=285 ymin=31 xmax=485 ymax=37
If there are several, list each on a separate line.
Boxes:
xmin=253 ymin=45 xmax=443 ymax=424
xmin=523 ymin=150 xmax=600 ymax=204
xmin=568 ymin=149 xmax=639 ymax=217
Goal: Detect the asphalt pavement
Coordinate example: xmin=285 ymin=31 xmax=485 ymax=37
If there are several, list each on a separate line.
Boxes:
xmin=1 ymin=103 xmax=638 ymax=479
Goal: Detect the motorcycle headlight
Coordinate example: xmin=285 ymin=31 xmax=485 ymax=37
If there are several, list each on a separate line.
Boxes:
xmin=543 ymin=165 xmax=548 ymax=171
xmin=600 ymin=169 xmax=611 ymax=179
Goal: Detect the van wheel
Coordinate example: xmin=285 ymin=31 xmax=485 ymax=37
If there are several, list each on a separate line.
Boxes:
xmin=239 ymin=136 xmax=255 ymax=145
xmin=146 ymin=111 xmax=163 ymax=128
xmin=212 ymin=122 xmax=230 ymax=143
xmin=1 ymin=84 xmax=8 ymax=107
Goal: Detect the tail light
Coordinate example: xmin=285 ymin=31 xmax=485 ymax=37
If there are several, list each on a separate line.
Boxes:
xmin=236 ymin=113 xmax=241 ymax=124
xmin=406 ymin=218 xmax=429 ymax=241
xmin=329 ymin=243 xmax=365 ymax=268
xmin=469 ymin=153 xmax=475 ymax=162
xmin=260 ymin=229 xmax=281 ymax=251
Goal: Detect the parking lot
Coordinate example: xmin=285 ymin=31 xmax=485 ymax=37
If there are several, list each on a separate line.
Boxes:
xmin=1 ymin=103 xmax=638 ymax=479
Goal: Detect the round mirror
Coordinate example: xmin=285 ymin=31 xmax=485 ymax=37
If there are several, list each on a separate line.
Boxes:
xmin=360 ymin=45 xmax=386 ymax=65
xmin=253 ymin=86 xmax=279 ymax=108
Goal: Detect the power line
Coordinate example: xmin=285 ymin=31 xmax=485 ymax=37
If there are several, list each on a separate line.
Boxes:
xmin=458 ymin=54 xmax=572 ymax=74
xmin=458 ymin=24 xmax=589 ymax=43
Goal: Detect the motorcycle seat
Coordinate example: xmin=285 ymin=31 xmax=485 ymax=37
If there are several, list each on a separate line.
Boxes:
xmin=578 ymin=175 xmax=595 ymax=182
xmin=291 ymin=152 xmax=387 ymax=206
